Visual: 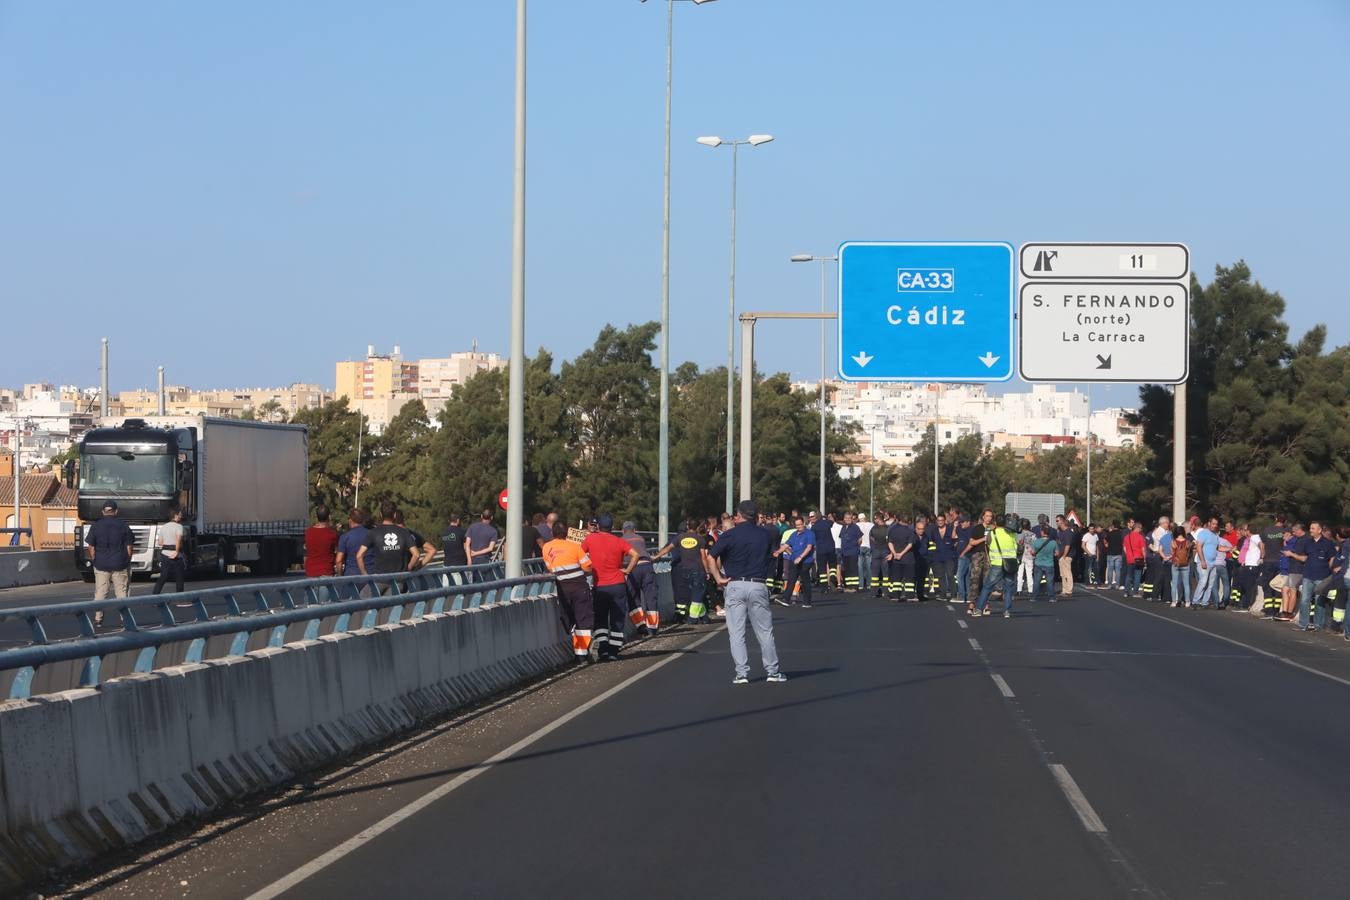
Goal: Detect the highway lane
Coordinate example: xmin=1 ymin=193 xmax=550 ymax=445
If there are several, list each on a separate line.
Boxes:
xmin=56 ymin=587 xmax=1350 ymax=899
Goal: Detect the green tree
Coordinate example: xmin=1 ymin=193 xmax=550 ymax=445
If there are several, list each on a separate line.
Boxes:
xmin=1133 ymin=261 xmax=1350 ymax=523
xmin=365 ymin=400 xmax=435 ymax=535
xmin=425 ymin=351 xmax=570 ymax=528
xmin=560 ymin=323 xmax=660 ymax=525
xmin=290 ymin=398 xmax=367 ymax=515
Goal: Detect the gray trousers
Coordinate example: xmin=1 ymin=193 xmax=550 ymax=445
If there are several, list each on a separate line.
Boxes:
xmin=724 ymin=580 xmax=780 ymax=679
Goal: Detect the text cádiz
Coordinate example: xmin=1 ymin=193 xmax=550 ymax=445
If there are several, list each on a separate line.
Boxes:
xmin=886 ymin=305 xmax=965 ymax=326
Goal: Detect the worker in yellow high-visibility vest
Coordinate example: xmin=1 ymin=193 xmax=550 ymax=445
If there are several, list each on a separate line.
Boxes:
xmin=974 ymin=514 xmax=1021 ymax=619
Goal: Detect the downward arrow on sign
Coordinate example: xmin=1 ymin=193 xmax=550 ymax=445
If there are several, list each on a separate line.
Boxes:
xmin=1096 ymin=354 xmax=1112 ymax=370
xmin=853 ymin=351 xmax=874 ymax=368
xmin=979 ymin=352 xmax=1000 ymax=368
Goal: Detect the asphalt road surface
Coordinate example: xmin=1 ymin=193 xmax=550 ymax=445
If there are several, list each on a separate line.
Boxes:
xmin=50 ymin=585 xmax=1350 ymax=899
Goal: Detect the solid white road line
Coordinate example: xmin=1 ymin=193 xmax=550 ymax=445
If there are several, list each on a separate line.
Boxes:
xmin=1048 ymin=764 xmax=1107 ymax=833
xmin=1098 ymin=593 xmax=1350 ymax=689
xmin=968 ymin=637 xmax=982 ymax=651
xmin=989 ymin=673 xmax=1015 ymax=698
xmin=246 ymin=627 xmax=726 ymax=900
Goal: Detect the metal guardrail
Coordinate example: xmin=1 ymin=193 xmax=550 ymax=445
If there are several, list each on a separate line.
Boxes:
xmin=0 ymin=560 xmax=553 ymax=699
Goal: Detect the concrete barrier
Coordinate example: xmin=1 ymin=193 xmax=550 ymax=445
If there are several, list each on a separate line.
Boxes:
xmin=0 ymin=593 xmax=572 ymax=891
xmin=0 ymin=549 xmax=80 ymax=590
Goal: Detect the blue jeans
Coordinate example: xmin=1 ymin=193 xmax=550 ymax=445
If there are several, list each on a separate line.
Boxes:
xmin=957 ymin=556 xmax=972 ymax=603
xmin=1124 ymin=564 xmax=1143 ymax=596
xmin=1034 ymin=564 xmax=1054 ymax=602
xmin=977 ymin=567 xmax=1012 ymax=613
xmin=1171 ymin=565 xmax=1192 ymax=606
xmin=1215 ymin=561 xmax=1232 ymax=606
xmin=1297 ymin=577 xmax=1328 ymax=630
xmin=860 ymin=549 xmax=872 ymax=589
xmin=1105 ymin=555 xmax=1123 ymax=588
xmin=1192 ymin=564 xmax=1218 ymax=607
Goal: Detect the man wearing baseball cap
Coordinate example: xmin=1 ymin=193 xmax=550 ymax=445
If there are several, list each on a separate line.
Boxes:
xmin=85 ymin=500 xmax=135 ymax=626
xmin=708 ymin=500 xmax=786 ymax=684
xmin=581 ymin=514 xmax=641 ymax=661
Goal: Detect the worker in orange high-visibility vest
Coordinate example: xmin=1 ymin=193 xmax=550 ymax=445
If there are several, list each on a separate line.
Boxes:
xmin=542 ymin=521 xmax=595 ymax=663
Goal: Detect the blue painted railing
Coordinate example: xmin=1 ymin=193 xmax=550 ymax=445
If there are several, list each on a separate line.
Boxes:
xmin=0 ymin=560 xmax=554 ymax=700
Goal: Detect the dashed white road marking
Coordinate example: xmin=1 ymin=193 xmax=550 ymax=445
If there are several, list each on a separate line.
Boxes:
xmin=968 ymin=637 xmax=982 ymax=651
xmin=957 ymin=619 xmax=968 ymax=630
xmin=1049 ymin=764 xmax=1107 ymax=833
xmin=989 ymin=673 xmax=1015 ymax=698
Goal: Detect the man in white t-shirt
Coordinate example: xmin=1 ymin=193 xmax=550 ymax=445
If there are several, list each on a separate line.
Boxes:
xmin=1081 ymin=528 xmax=1100 ymax=585
xmin=153 ymin=506 xmax=188 ymax=596
xmin=1234 ymin=523 xmax=1266 ymax=615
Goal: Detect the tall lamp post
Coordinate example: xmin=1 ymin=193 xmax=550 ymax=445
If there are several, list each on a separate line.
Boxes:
xmin=697 ymin=133 xmax=774 ymax=511
xmin=645 ymin=0 xmax=718 ymax=552
xmin=505 ymin=0 xmax=527 ymax=579
xmin=790 ymin=253 xmax=837 ymax=515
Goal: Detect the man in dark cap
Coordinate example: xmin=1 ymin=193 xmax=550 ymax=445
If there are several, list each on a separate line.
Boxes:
xmin=85 ymin=500 xmax=134 ymax=627
xmin=581 ymin=513 xmax=641 ymax=660
xmin=708 ymin=500 xmax=786 ymax=684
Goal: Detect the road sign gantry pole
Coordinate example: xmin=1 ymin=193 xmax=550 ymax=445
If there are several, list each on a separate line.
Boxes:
xmin=737 ymin=311 xmax=837 ymax=503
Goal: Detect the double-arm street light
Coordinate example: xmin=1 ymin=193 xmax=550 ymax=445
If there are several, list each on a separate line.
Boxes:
xmin=790 ymin=253 xmax=837 ymax=515
xmin=697 ymin=133 xmax=774 ymax=511
xmin=645 ymin=0 xmax=717 ymax=553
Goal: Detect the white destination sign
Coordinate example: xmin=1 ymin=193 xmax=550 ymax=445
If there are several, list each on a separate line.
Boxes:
xmin=1018 ymin=281 xmax=1189 ymax=384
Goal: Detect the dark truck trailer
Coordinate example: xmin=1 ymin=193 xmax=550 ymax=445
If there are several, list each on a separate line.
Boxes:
xmin=71 ymin=417 xmax=309 ymax=578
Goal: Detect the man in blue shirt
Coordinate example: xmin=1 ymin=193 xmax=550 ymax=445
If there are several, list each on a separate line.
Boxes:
xmin=954 ymin=513 xmax=975 ymax=605
xmin=709 ymin=500 xmax=785 ymax=685
xmin=809 ymin=512 xmax=836 ymax=590
xmin=887 ymin=514 xmax=917 ymax=602
xmin=778 ymin=516 xmax=816 ymax=608
xmin=335 ymin=508 xmax=371 ymax=576
xmin=1192 ymin=518 xmax=1221 ymax=607
xmin=934 ymin=513 xmax=958 ymax=601
xmin=839 ymin=512 xmax=863 ymax=592
xmin=1297 ymin=521 xmax=1336 ymax=631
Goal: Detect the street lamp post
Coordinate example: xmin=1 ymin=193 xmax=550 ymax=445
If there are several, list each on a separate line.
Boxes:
xmin=646 ymin=0 xmax=718 ymax=553
xmin=869 ymin=426 xmax=879 ymax=523
xmin=505 ymin=0 xmax=527 ymax=579
xmin=698 ymin=134 xmax=774 ymax=511
xmin=790 ymin=253 xmax=837 ymax=515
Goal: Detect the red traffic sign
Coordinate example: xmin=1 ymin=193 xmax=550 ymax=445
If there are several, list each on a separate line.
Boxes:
xmin=498 ymin=489 xmax=508 ymax=510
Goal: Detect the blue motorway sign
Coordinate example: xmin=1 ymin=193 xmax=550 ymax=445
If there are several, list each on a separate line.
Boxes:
xmin=837 ymin=241 xmax=1014 ymax=382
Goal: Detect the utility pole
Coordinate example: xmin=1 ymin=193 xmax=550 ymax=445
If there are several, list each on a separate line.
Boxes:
xmin=157 ymin=366 xmax=166 ymax=416
xmin=100 ymin=338 xmax=109 ymax=420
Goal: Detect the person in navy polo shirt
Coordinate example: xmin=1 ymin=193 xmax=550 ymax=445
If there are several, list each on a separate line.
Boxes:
xmin=709 ymin=500 xmax=785 ymax=685
xmin=1297 ymin=521 xmax=1337 ymax=631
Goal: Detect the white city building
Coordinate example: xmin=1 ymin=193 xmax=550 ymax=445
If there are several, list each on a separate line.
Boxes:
xmin=798 ymin=381 xmax=1141 ymax=467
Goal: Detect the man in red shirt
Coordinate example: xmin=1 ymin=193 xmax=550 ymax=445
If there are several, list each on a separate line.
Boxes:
xmin=304 ymin=505 xmax=340 ymax=578
xmin=581 ymin=513 xmax=640 ymax=661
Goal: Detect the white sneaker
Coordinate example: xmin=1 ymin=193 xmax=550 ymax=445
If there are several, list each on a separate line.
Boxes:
xmin=765 ymin=673 xmax=788 ymax=683
xmin=732 ymin=675 xmax=749 ymax=685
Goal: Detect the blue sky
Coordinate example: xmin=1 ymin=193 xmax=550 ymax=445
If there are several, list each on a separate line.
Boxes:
xmin=2 ymin=0 xmax=1347 ymax=409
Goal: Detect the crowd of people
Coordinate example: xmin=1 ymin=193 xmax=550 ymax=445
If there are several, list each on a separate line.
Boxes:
xmin=296 ymin=499 xmax=1350 ymax=683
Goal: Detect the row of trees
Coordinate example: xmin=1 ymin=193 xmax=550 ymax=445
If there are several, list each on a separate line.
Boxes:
xmin=292 ymin=322 xmax=856 ymax=538
xmin=853 ymin=432 xmax=1154 ymax=526
xmin=287 ymin=262 xmax=1346 ymax=538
